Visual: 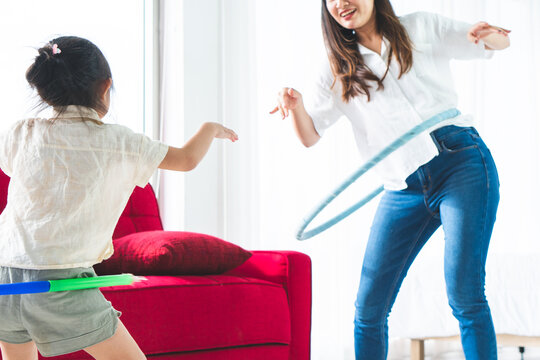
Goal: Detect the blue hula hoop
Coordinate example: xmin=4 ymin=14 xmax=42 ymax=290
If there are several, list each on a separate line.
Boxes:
xmin=296 ymin=108 xmax=461 ymax=241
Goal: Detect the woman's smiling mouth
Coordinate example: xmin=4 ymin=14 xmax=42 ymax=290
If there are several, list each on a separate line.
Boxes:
xmin=340 ymin=8 xmax=357 ymax=20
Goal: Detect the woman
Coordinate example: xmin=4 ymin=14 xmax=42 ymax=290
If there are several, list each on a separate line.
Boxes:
xmin=271 ymin=0 xmax=510 ymax=359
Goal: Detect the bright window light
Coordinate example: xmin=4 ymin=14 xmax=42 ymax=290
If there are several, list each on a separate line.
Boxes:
xmin=0 ymin=0 xmax=146 ymax=133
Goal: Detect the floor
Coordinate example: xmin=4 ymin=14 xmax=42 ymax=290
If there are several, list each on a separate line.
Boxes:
xmin=388 ymin=340 xmax=540 ymax=360
xmin=421 ymin=346 xmax=540 ymax=360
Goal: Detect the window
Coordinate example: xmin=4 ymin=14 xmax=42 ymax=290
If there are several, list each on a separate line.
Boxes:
xmin=0 ymin=0 xmax=149 ymax=134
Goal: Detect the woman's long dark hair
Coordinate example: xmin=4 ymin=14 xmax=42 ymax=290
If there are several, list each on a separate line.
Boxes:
xmin=321 ymin=0 xmax=413 ymax=102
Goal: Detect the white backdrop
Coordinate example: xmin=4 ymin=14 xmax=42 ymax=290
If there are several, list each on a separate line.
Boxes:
xmin=162 ymin=0 xmax=540 ymax=358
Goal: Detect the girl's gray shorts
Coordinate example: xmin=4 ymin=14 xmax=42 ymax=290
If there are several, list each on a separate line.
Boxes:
xmin=0 ymin=266 xmax=121 ymax=357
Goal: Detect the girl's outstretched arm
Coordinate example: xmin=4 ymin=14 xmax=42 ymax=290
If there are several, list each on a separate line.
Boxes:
xmin=270 ymin=87 xmax=320 ymax=148
xmin=159 ymin=122 xmax=238 ymax=171
xmin=467 ymin=22 xmax=511 ymax=50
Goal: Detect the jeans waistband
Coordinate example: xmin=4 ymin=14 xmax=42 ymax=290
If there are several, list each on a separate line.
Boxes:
xmin=429 ymin=125 xmax=479 ymax=154
xmin=430 ymin=125 xmax=478 ymax=142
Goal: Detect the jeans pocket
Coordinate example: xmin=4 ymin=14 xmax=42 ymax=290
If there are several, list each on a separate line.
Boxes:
xmin=439 ymin=130 xmax=479 ymax=154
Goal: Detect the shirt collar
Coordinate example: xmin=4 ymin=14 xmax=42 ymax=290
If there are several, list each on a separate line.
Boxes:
xmin=53 ymin=105 xmax=102 ymax=123
xmin=358 ymin=37 xmax=390 ymax=58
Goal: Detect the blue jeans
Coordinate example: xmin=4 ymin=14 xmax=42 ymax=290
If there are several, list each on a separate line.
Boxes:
xmin=354 ymin=126 xmax=500 ymax=359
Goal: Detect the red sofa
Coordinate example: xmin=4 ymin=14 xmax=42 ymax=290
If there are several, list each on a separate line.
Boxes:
xmin=0 ymin=170 xmax=311 ymax=359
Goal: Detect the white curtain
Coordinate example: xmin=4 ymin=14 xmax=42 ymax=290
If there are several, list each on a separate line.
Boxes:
xmin=158 ymin=0 xmax=185 ymax=230
xmin=160 ymin=0 xmax=539 ymax=358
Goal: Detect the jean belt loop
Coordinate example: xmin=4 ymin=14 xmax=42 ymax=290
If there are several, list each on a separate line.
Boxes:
xmin=430 ymin=131 xmax=444 ymax=154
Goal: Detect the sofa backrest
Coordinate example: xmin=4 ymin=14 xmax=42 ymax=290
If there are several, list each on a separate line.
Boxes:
xmin=0 ymin=169 xmax=163 ymax=237
xmin=0 ymin=170 xmax=9 ymax=214
xmin=112 ymin=184 xmax=164 ymax=239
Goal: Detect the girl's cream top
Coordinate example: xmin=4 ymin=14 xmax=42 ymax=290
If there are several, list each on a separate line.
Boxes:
xmin=0 ymin=106 xmax=168 ymax=269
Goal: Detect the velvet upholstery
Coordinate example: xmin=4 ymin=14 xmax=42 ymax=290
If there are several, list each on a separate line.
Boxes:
xmin=0 ymin=170 xmax=9 ymax=214
xmin=113 ymin=184 xmax=164 ymax=239
xmin=94 ymin=231 xmax=252 ymax=276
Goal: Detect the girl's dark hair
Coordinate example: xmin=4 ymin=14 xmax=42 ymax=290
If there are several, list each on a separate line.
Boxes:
xmin=321 ymin=0 xmax=413 ymax=102
xmin=26 ymin=36 xmax=112 ymax=116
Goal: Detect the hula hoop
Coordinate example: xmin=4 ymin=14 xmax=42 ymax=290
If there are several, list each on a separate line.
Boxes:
xmin=0 ymin=274 xmax=140 ymax=296
xmin=296 ymin=108 xmax=460 ymax=241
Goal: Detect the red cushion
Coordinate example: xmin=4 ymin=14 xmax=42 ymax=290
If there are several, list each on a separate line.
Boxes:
xmin=112 ymin=184 xmax=163 ymax=239
xmin=0 ymin=169 xmax=9 ymax=214
xmin=94 ymin=231 xmax=252 ymax=276
xmin=41 ymin=275 xmax=291 ymax=359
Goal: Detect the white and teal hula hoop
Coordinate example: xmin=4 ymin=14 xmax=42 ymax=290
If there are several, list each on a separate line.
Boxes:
xmin=296 ymin=108 xmax=460 ymax=241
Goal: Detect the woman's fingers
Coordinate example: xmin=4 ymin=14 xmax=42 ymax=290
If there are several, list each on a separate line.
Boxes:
xmin=490 ymin=25 xmax=511 ymax=34
xmin=469 ymin=22 xmax=492 ymax=41
xmin=270 ymin=87 xmax=301 ymax=119
xmin=469 ymin=22 xmax=511 ymax=44
xmin=288 ymin=87 xmax=297 ymax=98
xmin=269 ymin=103 xmax=289 ymax=119
xmin=281 ymin=104 xmax=290 ymax=119
xmin=476 ymin=27 xmax=508 ymax=43
xmin=279 ymin=104 xmax=286 ymax=119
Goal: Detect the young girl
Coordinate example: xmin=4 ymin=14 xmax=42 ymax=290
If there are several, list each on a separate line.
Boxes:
xmin=0 ymin=36 xmax=237 ymax=359
xmin=271 ymin=1 xmax=509 ymax=359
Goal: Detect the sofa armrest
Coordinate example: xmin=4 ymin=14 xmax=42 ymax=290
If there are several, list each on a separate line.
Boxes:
xmin=225 ymin=250 xmax=311 ymax=360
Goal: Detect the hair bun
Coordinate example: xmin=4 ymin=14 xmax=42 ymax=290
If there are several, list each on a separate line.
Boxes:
xmin=26 ymin=47 xmax=59 ymax=90
xmin=38 ymin=47 xmax=51 ymax=59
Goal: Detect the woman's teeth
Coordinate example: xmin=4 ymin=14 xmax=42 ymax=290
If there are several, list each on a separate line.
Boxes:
xmin=341 ymin=9 xmax=356 ymax=17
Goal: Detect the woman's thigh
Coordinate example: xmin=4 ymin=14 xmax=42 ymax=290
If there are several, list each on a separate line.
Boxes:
xmin=433 ymin=128 xmax=500 ymax=301
xmin=356 ymin=186 xmax=441 ymax=319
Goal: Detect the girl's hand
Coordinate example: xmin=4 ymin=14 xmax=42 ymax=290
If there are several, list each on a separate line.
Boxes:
xmin=206 ymin=122 xmax=239 ymax=142
xmin=269 ymin=87 xmax=303 ymax=119
xmin=467 ymin=22 xmax=511 ymax=49
xmin=160 ymin=122 xmax=238 ymax=171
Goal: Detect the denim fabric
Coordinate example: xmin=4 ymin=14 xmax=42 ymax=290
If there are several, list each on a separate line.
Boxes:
xmin=354 ymin=126 xmax=500 ymax=360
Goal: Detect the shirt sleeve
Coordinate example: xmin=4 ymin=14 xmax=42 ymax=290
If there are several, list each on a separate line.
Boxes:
xmin=133 ymin=133 xmax=169 ymax=188
xmin=433 ymin=12 xmax=494 ymax=60
xmin=304 ymin=63 xmax=345 ymax=136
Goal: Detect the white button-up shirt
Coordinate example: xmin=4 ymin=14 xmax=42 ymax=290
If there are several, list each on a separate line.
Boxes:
xmin=307 ymin=12 xmax=493 ymax=190
xmin=0 ymin=106 xmax=168 ymax=269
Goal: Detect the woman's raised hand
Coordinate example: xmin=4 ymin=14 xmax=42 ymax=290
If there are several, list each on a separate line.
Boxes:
xmin=270 ymin=88 xmax=303 ymax=119
xmin=467 ymin=22 xmax=511 ymax=49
